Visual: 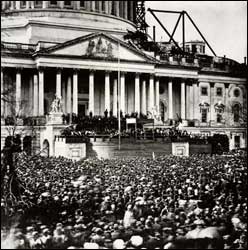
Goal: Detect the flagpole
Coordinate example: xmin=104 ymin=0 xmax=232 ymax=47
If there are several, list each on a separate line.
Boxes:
xmin=117 ymin=42 xmax=121 ymax=150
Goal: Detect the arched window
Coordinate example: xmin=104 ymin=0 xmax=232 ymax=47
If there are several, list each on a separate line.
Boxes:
xmin=233 ymin=103 xmax=241 ymax=122
xmin=42 ymin=140 xmax=49 ymax=157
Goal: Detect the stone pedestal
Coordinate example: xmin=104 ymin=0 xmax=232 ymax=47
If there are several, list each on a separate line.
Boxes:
xmin=182 ymin=120 xmax=188 ymax=126
xmin=172 ymin=142 xmax=189 ymax=156
xmin=47 ymin=112 xmax=63 ymax=125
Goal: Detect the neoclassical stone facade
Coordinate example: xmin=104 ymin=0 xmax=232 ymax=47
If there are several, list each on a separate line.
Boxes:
xmin=1 ymin=1 xmax=247 ymax=153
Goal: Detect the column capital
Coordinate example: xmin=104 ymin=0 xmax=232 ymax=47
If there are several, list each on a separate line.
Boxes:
xmin=89 ymin=69 xmax=96 ymax=73
xmin=120 ymin=71 xmax=127 ymax=76
xmin=16 ymin=67 xmax=23 ymax=72
xmin=179 ymin=77 xmax=187 ymax=82
xmin=135 ymin=72 xmax=141 ymax=77
xmin=105 ymin=70 xmax=112 ymax=74
xmin=56 ymin=67 xmax=63 ymax=73
xmin=37 ymin=66 xmax=45 ymax=72
xmin=187 ymin=78 xmax=198 ymax=85
xmin=73 ymin=68 xmax=80 ymax=73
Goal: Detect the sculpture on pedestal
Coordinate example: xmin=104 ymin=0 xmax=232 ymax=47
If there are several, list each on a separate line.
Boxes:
xmin=50 ymin=94 xmax=63 ymax=114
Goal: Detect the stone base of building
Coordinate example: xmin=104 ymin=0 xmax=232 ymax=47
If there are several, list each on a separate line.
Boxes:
xmin=47 ymin=112 xmax=63 ymax=125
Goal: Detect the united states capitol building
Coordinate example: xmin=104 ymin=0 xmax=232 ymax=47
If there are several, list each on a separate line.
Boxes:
xmin=1 ymin=1 xmax=247 ymax=156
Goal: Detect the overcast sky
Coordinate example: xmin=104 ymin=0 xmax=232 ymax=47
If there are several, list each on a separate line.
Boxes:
xmin=145 ymin=1 xmax=247 ymax=63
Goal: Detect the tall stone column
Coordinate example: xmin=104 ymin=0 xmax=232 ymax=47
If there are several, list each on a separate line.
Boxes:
xmin=104 ymin=1 xmax=109 ymax=14
xmin=85 ymin=1 xmax=91 ymax=11
xmin=56 ymin=68 xmax=62 ymax=98
xmin=62 ymin=79 xmax=66 ymax=113
xmin=30 ymin=1 xmax=34 ymax=9
xmin=193 ymin=81 xmax=199 ymax=120
xmin=109 ymin=1 xmax=113 ymax=15
xmin=74 ymin=1 xmax=80 ymax=10
xmin=10 ymin=1 xmax=14 ymax=10
xmin=29 ymin=75 xmax=33 ymax=114
xmin=38 ymin=68 xmax=44 ymax=116
xmin=148 ymin=74 xmax=154 ymax=113
xmin=16 ymin=68 xmax=22 ymax=115
xmin=66 ymin=75 xmax=72 ymax=114
xmin=15 ymin=1 xmax=20 ymax=9
xmin=91 ymin=1 xmax=95 ymax=11
xmin=2 ymin=1 xmax=6 ymax=10
xmin=155 ymin=77 xmax=160 ymax=114
xmin=73 ymin=70 xmax=78 ymax=115
xmin=115 ymin=1 xmax=119 ymax=17
xmin=105 ymin=71 xmax=110 ymax=115
xmin=98 ymin=1 xmax=102 ymax=12
xmin=26 ymin=1 xmax=30 ymax=9
xmin=123 ymin=1 xmax=128 ymax=19
xmin=42 ymin=1 xmax=48 ymax=8
xmin=33 ymin=74 xmax=38 ymax=116
xmin=135 ymin=73 xmax=140 ymax=116
xmin=113 ymin=79 xmax=118 ymax=117
xmin=181 ymin=79 xmax=186 ymax=120
xmin=120 ymin=72 xmax=125 ymax=114
xmin=129 ymin=1 xmax=134 ymax=22
xmin=224 ymin=83 xmax=229 ymax=123
xmin=210 ymin=82 xmax=215 ymax=124
xmin=168 ymin=78 xmax=173 ymax=119
xmin=89 ymin=70 xmax=95 ymax=115
xmin=141 ymin=80 xmax=147 ymax=115
xmin=59 ymin=1 xmax=64 ymax=8
xmin=1 ymin=68 xmax=4 ymax=117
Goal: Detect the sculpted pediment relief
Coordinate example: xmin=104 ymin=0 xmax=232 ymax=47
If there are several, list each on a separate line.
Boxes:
xmin=45 ymin=33 xmax=154 ymax=62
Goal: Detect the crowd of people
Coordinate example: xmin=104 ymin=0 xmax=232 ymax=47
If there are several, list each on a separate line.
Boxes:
xmin=1 ymin=150 xmax=247 ymax=249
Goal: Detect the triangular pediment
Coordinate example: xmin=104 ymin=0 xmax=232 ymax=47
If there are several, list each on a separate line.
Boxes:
xmin=42 ymin=33 xmax=155 ymax=62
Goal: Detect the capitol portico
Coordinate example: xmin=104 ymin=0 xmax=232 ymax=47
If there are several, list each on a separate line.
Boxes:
xmin=1 ymin=1 xmax=247 ymax=154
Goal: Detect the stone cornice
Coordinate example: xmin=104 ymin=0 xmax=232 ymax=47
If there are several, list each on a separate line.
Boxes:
xmin=198 ymin=74 xmax=246 ymax=85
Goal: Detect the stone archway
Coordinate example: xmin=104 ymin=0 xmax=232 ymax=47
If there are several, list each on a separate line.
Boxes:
xmin=41 ymin=139 xmax=49 ymax=157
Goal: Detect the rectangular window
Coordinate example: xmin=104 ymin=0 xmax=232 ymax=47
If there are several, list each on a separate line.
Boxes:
xmin=216 ymin=87 xmax=223 ymax=97
xmin=35 ymin=1 xmax=42 ymax=6
xmin=192 ymin=44 xmax=197 ymax=53
xmin=217 ymin=113 xmax=222 ymax=123
xmin=64 ymin=1 xmax=72 ymax=7
xmin=20 ymin=1 xmax=26 ymax=8
xmin=50 ymin=1 xmax=57 ymax=6
xmin=80 ymin=1 xmax=85 ymax=8
xmin=234 ymin=136 xmax=240 ymax=148
xmin=201 ymin=109 xmax=207 ymax=123
xmin=201 ymin=87 xmax=208 ymax=96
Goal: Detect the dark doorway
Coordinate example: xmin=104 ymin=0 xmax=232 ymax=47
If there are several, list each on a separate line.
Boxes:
xmin=78 ymin=104 xmax=86 ymax=117
xmin=23 ymin=136 xmax=32 ymax=155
